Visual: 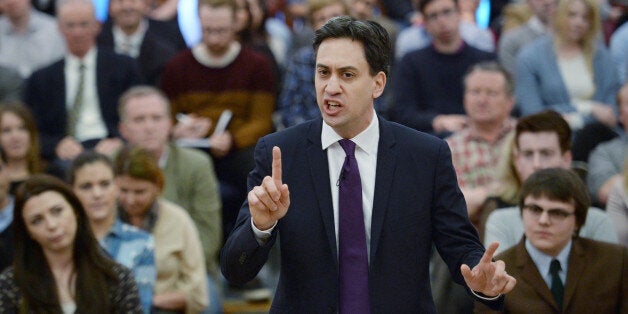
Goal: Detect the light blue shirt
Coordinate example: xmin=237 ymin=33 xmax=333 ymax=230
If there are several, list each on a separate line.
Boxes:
xmin=101 ymin=219 xmax=156 ymax=314
xmin=0 ymin=197 xmax=14 ymax=233
xmin=525 ymin=238 xmax=571 ymax=288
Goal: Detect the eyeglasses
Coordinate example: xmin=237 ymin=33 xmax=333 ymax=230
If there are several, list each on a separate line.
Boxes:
xmin=424 ymin=8 xmax=457 ymax=22
xmin=522 ymin=204 xmax=575 ymax=223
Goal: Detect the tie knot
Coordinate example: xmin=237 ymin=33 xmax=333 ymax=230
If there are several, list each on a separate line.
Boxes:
xmin=339 ymin=139 xmax=356 ymax=157
xmin=550 ymin=259 xmax=561 ymax=274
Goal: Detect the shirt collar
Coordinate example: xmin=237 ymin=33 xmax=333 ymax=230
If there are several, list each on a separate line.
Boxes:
xmin=465 ymin=118 xmax=516 ymax=143
xmin=525 ymin=237 xmax=572 ymax=278
xmin=192 ymin=41 xmax=241 ymax=68
xmin=66 ymin=46 xmax=97 ymax=68
xmin=321 ymin=110 xmax=379 ymax=156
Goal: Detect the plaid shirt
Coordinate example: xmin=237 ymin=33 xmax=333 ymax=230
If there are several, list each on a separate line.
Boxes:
xmin=446 ymin=119 xmax=515 ymax=189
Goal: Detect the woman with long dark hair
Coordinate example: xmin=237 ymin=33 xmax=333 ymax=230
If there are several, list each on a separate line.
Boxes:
xmin=0 ymin=174 xmax=142 ymax=313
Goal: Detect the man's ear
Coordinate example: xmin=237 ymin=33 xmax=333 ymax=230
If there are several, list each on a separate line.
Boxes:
xmin=372 ymin=71 xmax=386 ymax=99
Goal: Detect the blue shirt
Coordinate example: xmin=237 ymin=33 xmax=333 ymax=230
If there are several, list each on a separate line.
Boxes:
xmin=525 ymin=238 xmax=571 ymax=288
xmin=101 ymin=219 xmax=156 ymax=314
xmin=0 ymin=198 xmax=13 ymax=233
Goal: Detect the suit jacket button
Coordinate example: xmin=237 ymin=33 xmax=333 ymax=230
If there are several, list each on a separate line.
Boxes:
xmin=238 ymin=252 xmax=247 ymax=265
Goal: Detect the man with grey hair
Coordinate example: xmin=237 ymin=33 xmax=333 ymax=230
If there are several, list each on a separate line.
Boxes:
xmin=24 ymin=0 xmax=143 ymax=166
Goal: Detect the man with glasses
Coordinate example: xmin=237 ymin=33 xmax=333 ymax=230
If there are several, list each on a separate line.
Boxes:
xmin=390 ymin=0 xmax=495 ymax=138
xmin=476 ymin=168 xmax=626 ymax=313
xmin=483 ymin=111 xmax=617 ymax=254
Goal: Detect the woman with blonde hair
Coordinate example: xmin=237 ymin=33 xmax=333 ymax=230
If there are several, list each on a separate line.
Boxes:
xmin=515 ymin=0 xmax=621 ymax=132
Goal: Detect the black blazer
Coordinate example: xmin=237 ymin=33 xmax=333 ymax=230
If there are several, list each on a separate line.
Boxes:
xmin=23 ymin=48 xmax=144 ymax=160
xmin=97 ymin=19 xmax=180 ymax=85
xmin=221 ymin=117 xmax=503 ymax=313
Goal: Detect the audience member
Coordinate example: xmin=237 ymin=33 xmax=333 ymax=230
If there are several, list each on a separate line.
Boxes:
xmin=483 ymin=111 xmax=618 ymax=254
xmin=0 ymin=174 xmax=142 ymax=312
xmin=117 ymin=85 xmax=223 ymax=311
xmin=221 ymin=16 xmax=516 ymax=312
xmin=515 ymin=0 xmax=621 ymax=132
xmin=0 ymin=104 xmax=46 ymax=194
xmin=391 ymin=0 xmax=495 ymax=137
xmin=97 ymin=0 xmax=179 ymax=85
xmin=0 ymin=67 xmax=22 ymax=103
xmin=287 ymin=0 xmax=346 ymax=57
xmin=433 ymin=61 xmax=515 ymax=314
xmin=23 ymin=0 xmax=143 ymax=165
xmin=476 ymin=168 xmax=627 ymax=313
xmin=70 ymin=151 xmax=156 ymax=313
xmin=115 ymin=146 xmax=208 ymax=314
xmin=587 ymin=83 xmax=628 ymax=206
xmin=345 ymin=0 xmax=399 ymax=54
xmin=0 ymin=164 xmax=14 ymax=272
xmin=498 ymin=0 xmax=557 ymax=76
xmin=277 ymin=0 xmax=347 ymax=128
xmin=0 ymin=0 xmax=65 ymax=78
xmin=605 ymin=156 xmax=628 ymax=247
xmin=235 ymin=0 xmax=283 ymax=93
xmin=161 ymin=0 xmax=275 ymax=245
xmin=447 ymin=61 xmax=515 ymax=221
xmin=610 ymin=21 xmax=628 ymax=83
xmin=395 ymin=0 xmax=494 ymax=60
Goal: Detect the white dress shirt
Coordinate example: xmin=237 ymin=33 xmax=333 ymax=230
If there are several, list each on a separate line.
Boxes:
xmin=64 ymin=48 xmax=108 ymax=142
xmin=252 ymin=112 xmax=380 ymax=257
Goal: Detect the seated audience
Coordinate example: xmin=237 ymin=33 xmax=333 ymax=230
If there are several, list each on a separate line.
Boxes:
xmin=0 ymin=174 xmax=142 ymax=312
xmin=391 ymin=0 xmax=495 ymax=137
xmin=497 ymin=0 xmax=557 ymax=76
xmin=515 ymin=0 xmax=621 ymax=132
xmin=395 ymin=0 xmax=494 ymax=60
xmin=23 ymin=0 xmax=143 ymax=165
xmin=447 ymin=61 xmax=515 ymax=221
xmin=97 ymin=0 xmax=180 ymax=85
xmin=117 ymin=85 xmax=223 ymax=311
xmin=0 ymin=104 xmax=48 ymax=194
xmin=0 ymin=0 xmax=65 ymax=78
xmin=482 ymin=111 xmax=617 ymax=253
xmin=70 ymin=152 xmax=156 ymax=313
xmin=587 ymin=82 xmax=628 ymax=206
xmin=160 ymin=0 xmax=275 ymax=246
xmin=476 ymin=168 xmax=626 ymax=313
xmin=115 ymin=146 xmax=208 ymax=313
xmin=605 ymin=156 xmax=628 ymax=247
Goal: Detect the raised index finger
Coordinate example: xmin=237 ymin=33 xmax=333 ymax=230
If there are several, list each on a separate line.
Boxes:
xmin=272 ymin=146 xmax=282 ymax=184
xmin=481 ymin=241 xmax=499 ymax=264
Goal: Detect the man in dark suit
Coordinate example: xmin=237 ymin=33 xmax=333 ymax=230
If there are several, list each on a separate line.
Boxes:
xmin=96 ymin=0 xmax=182 ymax=85
xmin=221 ymin=16 xmax=517 ymax=312
xmin=24 ymin=0 xmax=143 ymax=163
xmin=476 ymin=168 xmax=626 ymax=313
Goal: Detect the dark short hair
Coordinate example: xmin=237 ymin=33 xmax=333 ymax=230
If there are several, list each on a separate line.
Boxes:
xmin=418 ymin=0 xmax=458 ymax=14
xmin=515 ymin=110 xmax=572 ymax=153
xmin=313 ymin=15 xmax=391 ymax=76
xmin=463 ymin=61 xmax=514 ymax=96
xmin=519 ymin=168 xmax=589 ymax=232
xmin=69 ymin=151 xmax=114 ymax=185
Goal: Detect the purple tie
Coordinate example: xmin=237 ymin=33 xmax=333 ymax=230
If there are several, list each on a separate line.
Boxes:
xmin=338 ymin=139 xmax=370 ymax=313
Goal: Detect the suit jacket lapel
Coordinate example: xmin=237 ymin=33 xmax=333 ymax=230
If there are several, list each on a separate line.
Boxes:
xmin=306 ymin=120 xmax=338 ymax=263
xmin=563 ymin=238 xmax=586 ymax=309
xmin=515 ymin=240 xmax=561 ymax=311
xmin=369 ymin=118 xmax=397 ymax=263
